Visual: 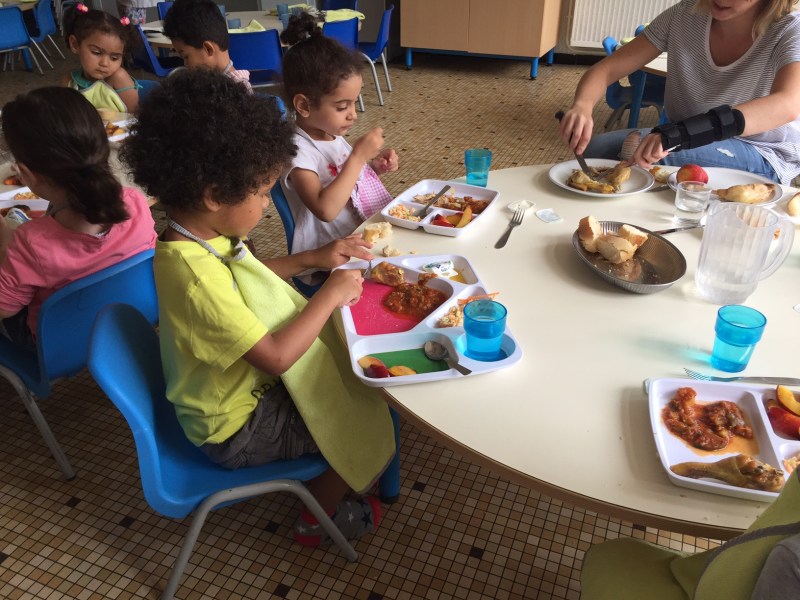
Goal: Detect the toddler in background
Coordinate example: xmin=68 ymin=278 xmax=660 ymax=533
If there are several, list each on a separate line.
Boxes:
xmin=0 ymin=88 xmax=156 ymax=347
xmin=63 ymin=3 xmax=141 ymax=113
xmin=120 ymin=70 xmax=393 ymax=547
xmin=163 ymin=0 xmax=251 ymax=91
xmin=280 ymin=13 xmax=398 ymax=285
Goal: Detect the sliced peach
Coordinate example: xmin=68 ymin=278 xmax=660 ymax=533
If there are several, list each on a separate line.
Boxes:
xmin=357 ymin=355 xmax=385 ymax=370
xmin=445 ymin=214 xmax=462 ymax=226
xmin=767 ymin=402 xmax=800 ymax=439
xmin=388 ymin=365 xmax=417 ymax=377
xmin=455 ymin=206 xmax=473 ymax=228
xmin=776 ymin=385 xmax=800 ymax=417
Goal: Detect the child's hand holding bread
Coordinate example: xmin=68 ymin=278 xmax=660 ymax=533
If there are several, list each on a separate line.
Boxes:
xmin=578 ymin=216 xmax=648 ymax=264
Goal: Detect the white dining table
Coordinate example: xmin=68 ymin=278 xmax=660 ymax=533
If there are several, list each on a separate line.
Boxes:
xmin=349 ymin=165 xmax=800 ymax=540
xmin=142 ymin=12 xmax=283 ymax=49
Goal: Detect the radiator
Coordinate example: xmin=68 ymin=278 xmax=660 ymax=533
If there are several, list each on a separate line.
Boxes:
xmin=568 ymin=0 xmax=679 ymax=52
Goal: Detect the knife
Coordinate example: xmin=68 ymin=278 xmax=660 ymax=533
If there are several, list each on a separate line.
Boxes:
xmin=653 ymin=224 xmax=704 ymax=235
xmin=554 ymin=111 xmax=595 ymax=178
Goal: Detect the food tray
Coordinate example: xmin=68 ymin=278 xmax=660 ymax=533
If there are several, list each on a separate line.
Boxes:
xmin=337 ymin=254 xmax=522 ymax=387
xmin=379 ymin=179 xmax=500 ymax=238
xmin=0 ymin=187 xmax=49 ymax=215
xmin=647 ymin=377 xmax=800 ymax=501
xmin=107 ymin=117 xmax=136 ymax=145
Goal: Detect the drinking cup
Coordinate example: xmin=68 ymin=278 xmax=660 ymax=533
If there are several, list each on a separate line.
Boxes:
xmin=279 ymin=14 xmax=290 ymax=28
xmin=695 ymin=202 xmax=794 ymax=304
xmin=290 ymin=6 xmax=304 ymax=16
xmin=673 ymin=181 xmax=710 ymax=224
xmin=276 ymin=3 xmax=289 ymax=16
xmin=465 ymin=148 xmax=492 ymax=187
xmin=710 ymin=305 xmax=766 ymax=372
xmin=463 ymin=300 xmax=507 ymax=361
xmin=226 ymin=17 xmax=241 ymax=29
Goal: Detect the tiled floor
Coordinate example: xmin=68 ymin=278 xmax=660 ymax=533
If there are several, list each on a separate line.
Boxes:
xmin=0 ymin=45 xmax=721 ymax=600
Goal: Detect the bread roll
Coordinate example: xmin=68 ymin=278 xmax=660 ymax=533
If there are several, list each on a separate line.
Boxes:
xmin=787 ymin=192 xmax=800 ymax=217
xmin=618 ymin=224 xmax=648 ymax=248
xmin=363 ymin=222 xmax=392 ymax=243
xmin=649 ymin=166 xmax=671 ymax=184
xmin=578 ymin=215 xmax=602 ymax=253
xmin=596 ymin=235 xmax=636 ymax=264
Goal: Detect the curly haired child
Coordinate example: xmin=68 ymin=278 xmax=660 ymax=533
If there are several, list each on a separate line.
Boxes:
xmin=62 ymin=3 xmax=141 ymax=113
xmin=120 ymin=69 xmax=395 ymax=546
xmin=163 ymin=0 xmax=252 ymax=90
xmin=0 ymin=87 xmax=156 ymax=347
xmin=279 ymin=12 xmax=398 ymax=286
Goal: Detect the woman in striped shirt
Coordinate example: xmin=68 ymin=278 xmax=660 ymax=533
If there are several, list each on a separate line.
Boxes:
xmin=559 ymin=0 xmax=800 ymax=184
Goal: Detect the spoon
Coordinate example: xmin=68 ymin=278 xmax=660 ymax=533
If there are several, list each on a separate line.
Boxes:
xmin=423 ymin=340 xmax=472 ymax=376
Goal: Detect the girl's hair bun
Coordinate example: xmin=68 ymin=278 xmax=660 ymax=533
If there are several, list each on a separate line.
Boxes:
xmin=280 ymin=11 xmax=322 ymax=46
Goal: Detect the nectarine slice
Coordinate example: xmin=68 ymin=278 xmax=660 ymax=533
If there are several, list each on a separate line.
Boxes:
xmin=388 ymin=365 xmax=417 ymax=377
xmin=776 ymin=385 xmax=800 ymax=417
xmin=357 ymin=355 xmax=385 ymax=370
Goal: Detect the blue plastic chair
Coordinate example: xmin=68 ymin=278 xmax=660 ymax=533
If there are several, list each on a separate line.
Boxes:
xmin=137 ymin=78 xmax=160 ymax=101
xmin=87 ymin=303 xmax=359 ymax=600
xmin=0 ymin=6 xmax=42 ymax=75
xmin=0 ymin=249 xmax=158 ymax=480
xmin=156 ymin=1 xmax=173 ymax=20
xmin=358 ymin=4 xmax=393 ymax=106
xmin=322 ymin=0 xmax=358 ymax=9
xmin=28 ymin=0 xmax=66 ymax=70
xmin=322 ymin=17 xmax=365 ymax=111
xmin=601 ymin=36 xmax=665 ymax=130
xmin=131 ymin=24 xmax=182 ymax=77
xmin=227 ymin=28 xmax=282 ymax=88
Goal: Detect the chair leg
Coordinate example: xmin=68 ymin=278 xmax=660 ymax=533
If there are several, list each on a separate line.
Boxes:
xmin=604 ymin=105 xmax=629 ymax=131
xmin=361 ymin=52 xmax=384 ymax=106
xmin=160 ymin=479 xmax=358 ymax=600
xmin=26 ymin=47 xmax=44 ymax=75
xmin=379 ymin=407 xmax=401 ymax=504
xmin=380 ymin=50 xmax=392 ymax=92
xmin=48 ymin=35 xmax=66 ymax=60
xmin=0 ymin=365 xmax=75 ymax=480
xmin=32 ymin=41 xmax=54 ymax=70
xmin=358 ymin=94 xmax=365 ymax=113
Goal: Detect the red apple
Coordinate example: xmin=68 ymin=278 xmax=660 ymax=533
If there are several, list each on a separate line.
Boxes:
xmin=676 ymin=164 xmax=709 ymax=184
xmin=766 ymin=401 xmax=800 ymax=439
xmin=364 ymin=364 xmax=391 ymax=378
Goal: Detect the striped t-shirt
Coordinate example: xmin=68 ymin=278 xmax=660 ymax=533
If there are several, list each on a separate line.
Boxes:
xmin=645 ymin=0 xmax=800 ymax=184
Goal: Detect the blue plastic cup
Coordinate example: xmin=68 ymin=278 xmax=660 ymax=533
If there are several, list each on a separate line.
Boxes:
xmin=710 ymin=305 xmax=767 ymax=372
xmin=463 ymin=300 xmax=507 ymax=361
xmin=465 ymin=148 xmax=492 ymax=187
xmin=290 ymin=6 xmax=304 ymax=16
xmin=276 ymin=3 xmax=289 ymax=15
xmin=279 ymin=13 xmax=289 ymax=28
xmin=226 ymin=17 xmax=241 ymax=29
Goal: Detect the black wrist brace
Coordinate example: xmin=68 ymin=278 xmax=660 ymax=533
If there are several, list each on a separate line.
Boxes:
xmin=651 ymin=105 xmax=745 ymax=150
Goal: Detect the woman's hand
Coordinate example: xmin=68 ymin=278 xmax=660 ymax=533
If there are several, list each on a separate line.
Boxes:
xmin=370 ymin=148 xmax=399 ymax=175
xmin=631 ymin=132 xmax=670 ymax=169
xmin=309 ymin=234 xmax=374 ymax=270
xmin=559 ymin=106 xmax=595 ymax=155
xmin=320 ymin=268 xmax=364 ymax=307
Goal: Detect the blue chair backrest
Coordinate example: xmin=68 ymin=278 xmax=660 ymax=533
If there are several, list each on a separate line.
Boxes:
xmin=372 ymin=5 xmax=393 ymax=53
xmin=322 ymin=17 xmax=358 ymax=49
xmin=131 ymin=24 xmax=173 ymax=77
xmin=32 ymin=0 xmax=57 ymax=39
xmin=34 ymin=249 xmax=158 ymax=396
xmin=0 ymin=7 xmax=32 ymax=49
xmin=602 ymin=36 xmax=618 ymax=57
xmin=270 ymin=181 xmax=295 ymax=253
xmin=157 ymin=1 xmax=173 ymax=20
xmin=227 ymin=28 xmax=282 ymax=75
xmin=323 ymin=0 xmax=357 ymax=10
xmin=137 ymin=79 xmax=160 ymax=101
xmin=635 ymin=24 xmax=646 ymax=36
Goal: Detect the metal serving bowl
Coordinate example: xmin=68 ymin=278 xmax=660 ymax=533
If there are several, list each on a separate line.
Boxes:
xmin=571 ymin=221 xmax=687 ymax=294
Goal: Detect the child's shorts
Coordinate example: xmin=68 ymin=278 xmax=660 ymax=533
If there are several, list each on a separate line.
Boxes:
xmin=200 ymin=381 xmax=319 ymax=470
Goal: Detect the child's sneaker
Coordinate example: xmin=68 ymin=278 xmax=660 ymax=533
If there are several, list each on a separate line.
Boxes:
xmin=294 ymin=496 xmax=381 ymax=547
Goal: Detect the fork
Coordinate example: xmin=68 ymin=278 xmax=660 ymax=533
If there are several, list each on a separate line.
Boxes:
xmin=494 ymin=207 xmax=524 ymax=249
xmin=362 ymin=259 xmax=374 ymax=279
xmin=683 ymin=368 xmax=800 ymax=385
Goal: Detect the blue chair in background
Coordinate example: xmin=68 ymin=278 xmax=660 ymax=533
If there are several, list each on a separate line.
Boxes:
xmin=137 ymin=78 xmax=160 ymax=101
xmin=87 ymin=303 xmax=360 ymax=600
xmin=0 ymin=249 xmax=158 ymax=480
xmin=131 ymin=24 xmax=182 ymax=77
xmin=322 ymin=17 xmax=365 ymax=111
xmin=601 ymin=36 xmax=665 ymax=130
xmin=28 ymin=0 xmax=66 ymax=70
xmin=0 ymin=7 xmax=43 ymax=75
xmin=227 ymin=28 xmax=282 ymax=88
xmin=358 ymin=4 xmax=393 ymax=106
xmin=322 ymin=0 xmax=357 ymax=9
xmin=156 ymin=1 xmax=173 ymax=20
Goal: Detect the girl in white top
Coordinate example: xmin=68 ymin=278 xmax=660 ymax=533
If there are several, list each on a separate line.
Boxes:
xmin=559 ymin=0 xmax=800 ymax=184
xmin=279 ymin=13 xmax=399 ymax=284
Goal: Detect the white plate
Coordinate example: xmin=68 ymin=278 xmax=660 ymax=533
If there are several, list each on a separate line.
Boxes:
xmin=548 ymin=159 xmax=655 ymax=198
xmin=337 ymin=254 xmax=523 ymax=387
xmin=772 ymin=191 xmax=800 ymax=226
xmin=647 ymin=378 xmax=797 ymax=502
xmin=380 ymin=179 xmax=500 ymax=237
xmin=667 ymin=168 xmax=781 ymax=206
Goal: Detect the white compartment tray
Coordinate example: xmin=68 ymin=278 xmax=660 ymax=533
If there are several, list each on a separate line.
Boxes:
xmin=647 ymin=378 xmax=800 ymax=502
xmin=337 ymin=254 xmax=522 ymax=387
xmin=380 ymin=179 xmax=500 ymax=237
xmin=0 ymin=187 xmax=49 ymax=214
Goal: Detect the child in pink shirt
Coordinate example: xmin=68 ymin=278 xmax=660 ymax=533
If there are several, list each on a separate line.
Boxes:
xmin=0 ymin=87 xmax=157 ymax=345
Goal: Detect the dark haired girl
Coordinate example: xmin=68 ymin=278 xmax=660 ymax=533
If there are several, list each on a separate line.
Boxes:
xmin=279 ymin=12 xmax=399 ymax=286
xmin=0 ymin=87 xmax=156 ymax=344
xmin=62 ymin=2 xmax=141 ymax=112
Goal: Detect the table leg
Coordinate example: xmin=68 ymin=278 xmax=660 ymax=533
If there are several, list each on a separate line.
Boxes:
xmin=530 ymin=56 xmax=539 ymax=80
xmin=405 ymin=48 xmax=413 ymax=70
xmin=628 ymin=70 xmax=646 ymax=128
xmin=546 ymin=48 xmax=554 ymax=65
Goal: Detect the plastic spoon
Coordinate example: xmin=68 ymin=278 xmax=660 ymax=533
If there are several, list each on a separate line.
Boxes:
xmin=423 ymin=340 xmax=472 ymax=376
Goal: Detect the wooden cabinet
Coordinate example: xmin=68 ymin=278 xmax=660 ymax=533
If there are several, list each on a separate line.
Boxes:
xmin=400 ymin=0 xmax=562 ymax=78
